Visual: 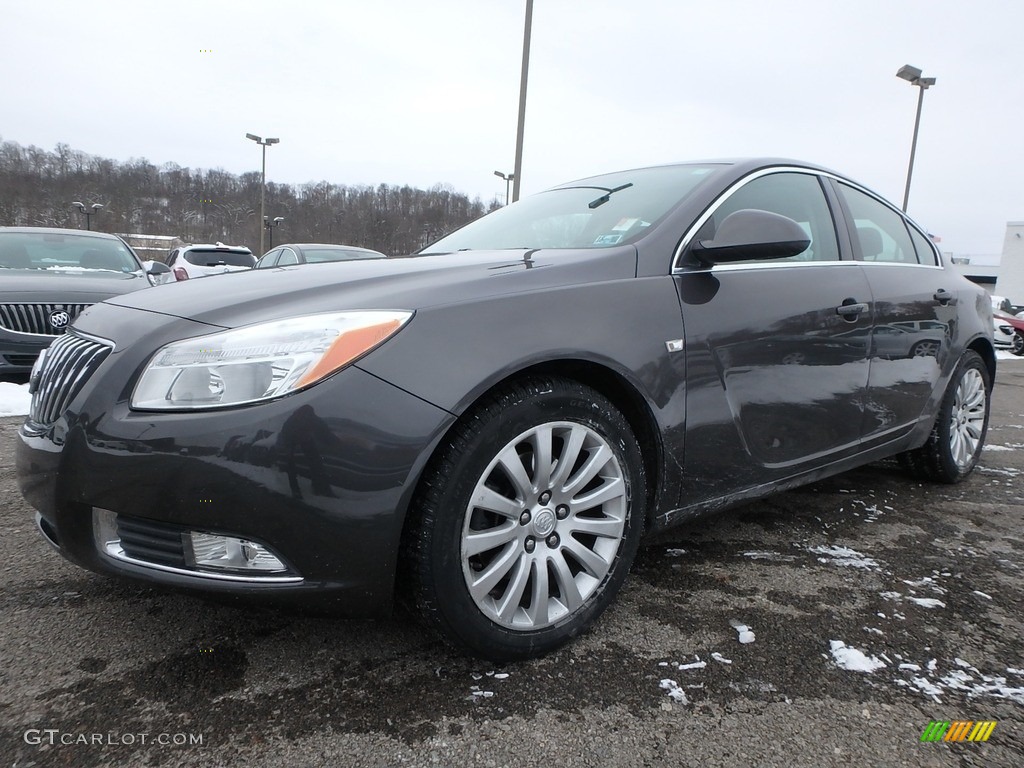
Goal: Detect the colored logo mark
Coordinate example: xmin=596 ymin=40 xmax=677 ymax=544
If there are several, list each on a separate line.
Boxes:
xmin=920 ymin=720 xmax=996 ymax=742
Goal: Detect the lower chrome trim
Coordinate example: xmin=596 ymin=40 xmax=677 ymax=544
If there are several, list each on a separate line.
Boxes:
xmin=92 ymin=509 xmax=303 ymax=584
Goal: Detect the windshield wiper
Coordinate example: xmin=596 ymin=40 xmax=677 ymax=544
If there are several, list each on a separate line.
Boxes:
xmin=587 ymin=182 xmax=633 ymax=209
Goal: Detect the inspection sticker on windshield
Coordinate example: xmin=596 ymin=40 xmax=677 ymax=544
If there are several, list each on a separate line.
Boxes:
xmin=612 ymin=217 xmax=640 ymax=231
xmin=593 ymin=234 xmax=623 ymax=245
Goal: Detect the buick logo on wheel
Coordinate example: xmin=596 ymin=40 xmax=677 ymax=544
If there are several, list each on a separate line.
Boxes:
xmin=49 ymin=310 xmax=71 ymax=330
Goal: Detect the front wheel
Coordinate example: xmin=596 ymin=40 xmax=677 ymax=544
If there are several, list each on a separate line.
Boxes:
xmin=404 ymin=377 xmax=646 ymax=661
xmin=1012 ymin=332 xmax=1024 ymax=356
xmin=900 ymin=350 xmax=991 ymax=483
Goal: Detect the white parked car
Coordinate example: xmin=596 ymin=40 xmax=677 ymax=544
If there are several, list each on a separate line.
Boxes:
xmin=993 ymin=317 xmax=1016 ymax=349
xmin=166 ymin=243 xmax=255 ymax=281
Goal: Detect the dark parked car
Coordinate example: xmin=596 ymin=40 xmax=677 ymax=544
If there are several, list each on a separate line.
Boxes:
xmin=16 ymin=159 xmax=994 ymax=661
xmin=254 ymin=243 xmax=387 ymax=269
xmin=0 ymin=227 xmax=160 ymax=374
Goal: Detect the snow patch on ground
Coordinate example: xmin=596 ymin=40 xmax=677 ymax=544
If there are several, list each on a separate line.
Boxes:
xmin=829 ymin=640 xmax=886 ymax=673
xmin=729 ymin=619 xmax=755 ymax=644
xmin=0 ymin=381 xmax=30 ymax=417
xmin=982 ymin=444 xmax=1014 ymax=452
xmin=659 ymin=679 xmax=688 ymax=703
xmin=893 ymin=658 xmax=1024 ymax=704
xmin=809 ymin=544 xmax=880 ymax=570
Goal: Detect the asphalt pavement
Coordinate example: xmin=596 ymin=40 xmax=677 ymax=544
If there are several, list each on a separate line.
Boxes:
xmin=2 ymin=364 xmax=1022 ymax=768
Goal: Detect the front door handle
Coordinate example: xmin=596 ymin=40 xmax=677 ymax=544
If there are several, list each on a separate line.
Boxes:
xmin=836 ymin=300 xmax=868 ymax=319
xmin=934 ymin=288 xmax=953 ymax=305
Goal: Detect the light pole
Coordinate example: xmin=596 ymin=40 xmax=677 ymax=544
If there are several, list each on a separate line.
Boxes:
xmin=246 ymin=133 xmax=280 ymax=254
xmin=70 ymin=201 xmax=103 ymax=230
xmin=896 ymin=64 xmax=936 ymax=212
xmin=264 ymin=216 xmax=284 ymax=249
xmin=494 ymin=170 xmax=515 ymax=205
xmin=511 ymin=0 xmax=533 ymax=203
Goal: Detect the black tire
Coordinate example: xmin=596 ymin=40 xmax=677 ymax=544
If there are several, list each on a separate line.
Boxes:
xmin=900 ymin=350 xmax=991 ymax=484
xmin=1012 ymin=332 xmax=1024 ymax=356
xmin=404 ymin=376 xmax=646 ymax=661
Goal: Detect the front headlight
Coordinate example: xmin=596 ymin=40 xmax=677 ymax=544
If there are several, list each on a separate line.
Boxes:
xmin=131 ymin=310 xmax=412 ymax=410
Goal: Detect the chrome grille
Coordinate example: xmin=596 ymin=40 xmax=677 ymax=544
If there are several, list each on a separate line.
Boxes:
xmin=28 ymin=332 xmax=112 ymax=425
xmin=0 ymin=303 xmax=91 ymax=335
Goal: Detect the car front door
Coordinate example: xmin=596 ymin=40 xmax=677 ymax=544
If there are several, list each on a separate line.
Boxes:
xmin=831 ymin=180 xmax=952 ymax=446
xmin=674 ymin=170 xmax=872 ymax=503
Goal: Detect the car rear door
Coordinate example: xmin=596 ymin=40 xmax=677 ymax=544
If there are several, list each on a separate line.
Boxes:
xmin=830 ymin=180 xmax=952 ymax=446
xmin=673 ymin=169 xmax=872 ymax=503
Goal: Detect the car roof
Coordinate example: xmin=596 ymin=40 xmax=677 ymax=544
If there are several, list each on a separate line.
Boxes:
xmin=0 ymin=226 xmax=124 ymax=240
xmin=181 ymin=243 xmax=252 ymax=253
xmin=282 ymin=243 xmax=385 ymax=254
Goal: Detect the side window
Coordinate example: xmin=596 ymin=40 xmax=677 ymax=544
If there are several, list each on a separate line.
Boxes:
xmin=257 ymin=249 xmax=281 ymax=268
xmin=837 ymin=183 xmax=918 ymax=264
xmin=908 ymin=225 xmax=939 ymax=266
xmin=697 ymin=172 xmax=839 ymax=262
xmin=278 ymin=248 xmax=298 ymax=266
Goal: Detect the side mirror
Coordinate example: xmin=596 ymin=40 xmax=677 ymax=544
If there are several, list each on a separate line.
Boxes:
xmin=691 ymin=209 xmax=811 ymax=265
xmin=143 ymin=260 xmax=173 ymax=285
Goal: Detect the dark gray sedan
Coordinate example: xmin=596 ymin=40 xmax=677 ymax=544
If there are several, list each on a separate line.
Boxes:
xmin=0 ymin=227 xmax=158 ymax=374
xmin=16 ymin=160 xmax=993 ymax=661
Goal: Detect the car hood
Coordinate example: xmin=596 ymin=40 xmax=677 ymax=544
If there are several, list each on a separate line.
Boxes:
xmin=104 ymin=247 xmax=638 ymax=329
xmin=0 ymin=270 xmax=151 ymax=301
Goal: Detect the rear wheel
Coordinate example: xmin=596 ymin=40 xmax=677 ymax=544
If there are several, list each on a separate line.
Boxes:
xmin=405 ymin=377 xmax=646 ymax=661
xmin=900 ymin=350 xmax=990 ymax=483
xmin=1012 ymin=332 xmax=1024 ymax=356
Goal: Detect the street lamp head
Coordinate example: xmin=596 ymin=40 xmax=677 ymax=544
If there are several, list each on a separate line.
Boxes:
xmin=896 ymin=64 xmax=922 ymax=82
xmin=273 ymin=216 xmax=284 ymax=223
xmin=246 ymin=133 xmax=262 ymax=143
xmin=91 ymin=203 xmax=104 ymax=212
xmin=266 ymin=138 xmax=280 ymax=145
xmin=71 ymin=201 xmax=85 ymax=212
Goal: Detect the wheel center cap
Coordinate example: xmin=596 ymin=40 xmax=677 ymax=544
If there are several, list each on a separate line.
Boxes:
xmin=532 ymin=508 xmax=556 ymax=537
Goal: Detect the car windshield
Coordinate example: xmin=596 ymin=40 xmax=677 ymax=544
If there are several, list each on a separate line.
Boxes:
xmin=421 ymin=164 xmax=723 ymax=254
xmin=0 ymin=231 xmax=141 ymax=273
xmin=184 ymin=249 xmax=255 ymax=268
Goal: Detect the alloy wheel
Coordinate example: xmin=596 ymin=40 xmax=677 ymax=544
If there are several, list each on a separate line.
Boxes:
xmin=949 ymin=368 xmax=986 ymax=470
xmin=461 ymin=421 xmax=627 ymax=630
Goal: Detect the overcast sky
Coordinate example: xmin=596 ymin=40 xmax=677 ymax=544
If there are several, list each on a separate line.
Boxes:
xmin=3 ymin=0 xmax=1021 ymax=254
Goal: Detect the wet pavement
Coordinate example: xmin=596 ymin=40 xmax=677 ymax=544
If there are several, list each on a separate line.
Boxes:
xmin=2 ymin=364 xmax=1023 ymax=767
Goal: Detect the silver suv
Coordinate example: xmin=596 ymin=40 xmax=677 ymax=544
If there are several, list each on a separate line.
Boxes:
xmin=166 ymin=243 xmax=255 ymax=281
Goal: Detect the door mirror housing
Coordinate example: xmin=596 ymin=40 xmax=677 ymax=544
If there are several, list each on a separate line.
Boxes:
xmin=691 ymin=209 xmax=811 ymax=265
xmin=143 ymin=260 xmax=173 ymax=285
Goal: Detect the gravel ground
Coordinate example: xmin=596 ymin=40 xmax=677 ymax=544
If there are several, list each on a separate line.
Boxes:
xmin=2 ymin=364 xmax=1023 ymax=768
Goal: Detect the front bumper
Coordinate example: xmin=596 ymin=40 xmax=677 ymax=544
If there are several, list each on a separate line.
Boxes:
xmin=1 ymin=328 xmax=51 ymax=372
xmin=16 ymin=317 xmax=455 ymax=616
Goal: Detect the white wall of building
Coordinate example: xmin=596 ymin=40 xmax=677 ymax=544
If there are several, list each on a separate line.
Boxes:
xmin=995 ymin=222 xmax=1024 ymax=303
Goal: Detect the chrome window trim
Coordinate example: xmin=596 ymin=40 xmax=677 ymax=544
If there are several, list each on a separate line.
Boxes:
xmin=854 ymin=260 xmax=944 ymax=271
xmin=671 ymin=166 xmax=938 ymax=272
xmin=687 ymin=259 xmax=946 ymax=274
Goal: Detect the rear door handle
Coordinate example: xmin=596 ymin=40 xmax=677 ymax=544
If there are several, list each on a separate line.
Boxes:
xmin=934 ymin=288 xmax=953 ymax=305
xmin=836 ymin=301 xmax=868 ymax=319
